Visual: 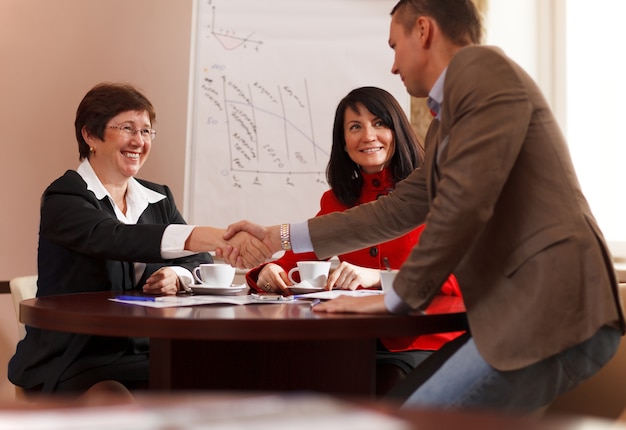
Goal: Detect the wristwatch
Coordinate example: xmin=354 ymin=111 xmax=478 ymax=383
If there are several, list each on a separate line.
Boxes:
xmin=280 ymin=223 xmax=291 ymax=251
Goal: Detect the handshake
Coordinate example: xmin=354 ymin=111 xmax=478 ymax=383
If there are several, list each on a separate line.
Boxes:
xmin=189 ymin=221 xmax=283 ymax=269
xmin=212 ymin=219 xmax=389 ymax=316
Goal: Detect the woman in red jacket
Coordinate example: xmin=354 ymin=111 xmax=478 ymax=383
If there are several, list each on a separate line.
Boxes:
xmin=246 ymin=86 xmax=463 ymax=395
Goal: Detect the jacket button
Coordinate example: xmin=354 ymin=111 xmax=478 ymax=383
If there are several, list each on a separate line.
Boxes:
xmin=369 ymin=247 xmax=379 ymax=257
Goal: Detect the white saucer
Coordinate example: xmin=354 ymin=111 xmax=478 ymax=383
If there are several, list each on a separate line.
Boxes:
xmin=288 ymin=281 xmax=324 ymax=295
xmin=190 ymin=283 xmax=247 ymax=295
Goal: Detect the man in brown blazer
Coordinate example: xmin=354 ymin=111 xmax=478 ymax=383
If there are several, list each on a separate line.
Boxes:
xmin=224 ymin=0 xmax=625 ymax=413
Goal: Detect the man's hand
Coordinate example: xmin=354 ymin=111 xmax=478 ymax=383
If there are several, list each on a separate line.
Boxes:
xmin=187 ymin=226 xmax=271 ymax=269
xmin=312 ymin=295 xmax=388 ymax=314
xmin=223 ymin=220 xmax=282 ymax=254
xmin=226 ymin=231 xmax=273 ymax=268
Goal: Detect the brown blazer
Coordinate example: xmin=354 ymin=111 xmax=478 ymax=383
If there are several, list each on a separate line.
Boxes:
xmin=308 ymin=45 xmax=625 ymax=371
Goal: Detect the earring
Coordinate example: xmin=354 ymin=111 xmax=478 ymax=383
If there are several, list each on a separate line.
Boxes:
xmin=89 ymin=147 xmax=95 ymax=154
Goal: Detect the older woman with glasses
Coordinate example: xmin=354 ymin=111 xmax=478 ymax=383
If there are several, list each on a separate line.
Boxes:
xmin=8 ymin=82 xmax=271 ymax=398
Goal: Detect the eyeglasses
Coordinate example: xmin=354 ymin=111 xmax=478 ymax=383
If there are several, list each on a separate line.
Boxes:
xmin=107 ymin=124 xmax=157 ymax=141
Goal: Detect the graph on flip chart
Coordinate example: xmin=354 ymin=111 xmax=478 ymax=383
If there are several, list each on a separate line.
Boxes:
xmin=186 ymin=0 xmax=408 ymax=227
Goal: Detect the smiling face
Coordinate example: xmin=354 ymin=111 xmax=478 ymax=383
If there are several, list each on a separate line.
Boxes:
xmin=85 ymin=110 xmax=152 ymax=184
xmin=343 ymin=103 xmax=395 ymax=174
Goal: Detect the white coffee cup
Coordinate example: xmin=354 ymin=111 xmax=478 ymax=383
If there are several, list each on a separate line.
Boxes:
xmin=193 ymin=263 xmax=236 ymax=287
xmin=380 ymin=270 xmax=399 ymax=294
xmin=288 ymin=261 xmax=331 ymax=288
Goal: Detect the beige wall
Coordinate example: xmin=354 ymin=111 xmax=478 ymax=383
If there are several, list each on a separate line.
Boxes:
xmin=0 ymin=0 xmax=193 ymax=400
xmin=0 ymin=0 xmax=194 ymax=281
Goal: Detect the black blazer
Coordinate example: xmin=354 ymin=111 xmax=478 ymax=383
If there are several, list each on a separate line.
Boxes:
xmin=9 ymin=170 xmax=212 ymax=392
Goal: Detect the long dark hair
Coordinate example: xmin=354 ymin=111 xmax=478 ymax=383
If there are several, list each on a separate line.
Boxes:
xmin=326 ymin=86 xmax=423 ymax=206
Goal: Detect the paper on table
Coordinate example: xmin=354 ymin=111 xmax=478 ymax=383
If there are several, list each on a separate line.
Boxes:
xmin=110 ymin=290 xmax=384 ymax=307
xmin=109 ymin=295 xmax=302 ymax=308
xmin=110 ymin=295 xmax=251 ymax=308
xmin=294 ymin=289 xmax=383 ymax=300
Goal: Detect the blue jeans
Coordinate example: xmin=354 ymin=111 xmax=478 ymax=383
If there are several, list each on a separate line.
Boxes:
xmin=402 ymin=325 xmax=621 ymax=413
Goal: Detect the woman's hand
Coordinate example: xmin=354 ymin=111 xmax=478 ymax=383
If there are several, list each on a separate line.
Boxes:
xmin=256 ymin=263 xmax=293 ymax=295
xmin=326 ymin=262 xmax=381 ymax=291
xmin=143 ymin=267 xmax=180 ymax=295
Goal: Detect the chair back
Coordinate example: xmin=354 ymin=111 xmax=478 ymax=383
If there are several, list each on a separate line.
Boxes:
xmin=9 ymin=275 xmax=38 ymax=340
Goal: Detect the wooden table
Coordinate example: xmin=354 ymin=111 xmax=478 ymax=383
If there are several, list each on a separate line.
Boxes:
xmin=19 ymin=291 xmax=467 ymax=397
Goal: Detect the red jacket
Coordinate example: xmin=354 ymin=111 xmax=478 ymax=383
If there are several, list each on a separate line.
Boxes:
xmin=246 ymin=168 xmax=464 ymax=352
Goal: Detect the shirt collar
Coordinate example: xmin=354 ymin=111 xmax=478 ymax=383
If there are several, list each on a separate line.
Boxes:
xmin=76 ymin=159 xmax=165 ymax=223
xmin=427 ymin=67 xmax=447 ymax=120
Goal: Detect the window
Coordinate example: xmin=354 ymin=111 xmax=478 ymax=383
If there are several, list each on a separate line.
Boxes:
xmin=485 ymin=0 xmax=626 ymax=245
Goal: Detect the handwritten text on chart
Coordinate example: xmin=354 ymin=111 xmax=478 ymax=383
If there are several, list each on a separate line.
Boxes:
xmin=200 ymin=69 xmax=329 ymax=182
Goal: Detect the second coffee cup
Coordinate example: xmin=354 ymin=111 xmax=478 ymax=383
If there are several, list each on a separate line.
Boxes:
xmin=380 ymin=269 xmax=399 ymax=294
xmin=287 ymin=261 xmax=331 ymax=288
xmin=193 ymin=263 xmax=236 ymax=287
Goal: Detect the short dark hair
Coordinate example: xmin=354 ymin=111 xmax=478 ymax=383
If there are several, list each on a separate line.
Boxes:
xmin=327 ymin=86 xmax=424 ymax=207
xmin=75 ymin=82 xmax=156 ymax=160
xmin=391 ymin=0 xmax=483 ymax=45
